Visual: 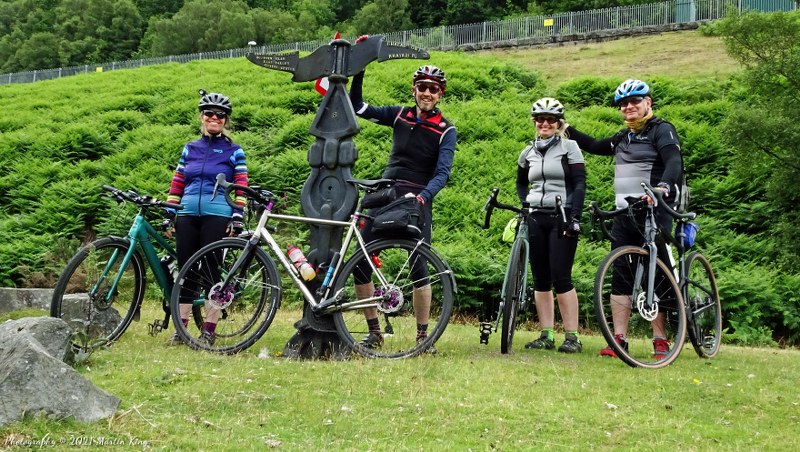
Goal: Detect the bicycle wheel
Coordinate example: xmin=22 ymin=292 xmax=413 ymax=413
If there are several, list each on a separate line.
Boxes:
xmin=51 ymin=237 xmax=145 ymax=350
xmin=171 ymin=238 xmax=281 ymax=354
xmin=500 ymin=238 xmax=528 ymax=354
xmin=685 ymin=252 xmax=722 ymax=358
xmin=331 ymin=239 xmax=455 ymax=359
xmin=594 ymin=246 xmax=686 ymax=369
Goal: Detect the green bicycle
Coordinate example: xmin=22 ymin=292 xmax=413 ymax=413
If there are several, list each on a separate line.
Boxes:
xmin=51 ymin=185 xmax=202 ymax=352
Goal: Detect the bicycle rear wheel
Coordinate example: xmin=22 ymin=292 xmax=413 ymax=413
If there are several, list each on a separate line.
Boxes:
xmin=594 ymin=246 xmax=686 ymax=369
xmin=685 ymin=252 xmax=722 ymax=358
xmin=331 ymin=239 xmax=455 ymax=359
xmin=171 ymin=238 xmax=280 ymax=354
xmin=500 ymin=238 xmax=528 ymax=354
xmin=51 ymin=237 xmax=145 ymax=350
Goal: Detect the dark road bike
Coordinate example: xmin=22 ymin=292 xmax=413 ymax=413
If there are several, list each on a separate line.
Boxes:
xmin=590 ymin=181 xmax=722 ymax=368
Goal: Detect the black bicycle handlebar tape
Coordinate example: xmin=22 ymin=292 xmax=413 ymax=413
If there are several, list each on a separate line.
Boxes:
xmin=482 ymin=187 xmax=500 ymax=229
xmin=215 ymin=173 xmax=269 ymax=210
xmin=159 ymin=201 xmax=184 ymax=211
xmin=641 ymin=181 xmax=696 ymax=221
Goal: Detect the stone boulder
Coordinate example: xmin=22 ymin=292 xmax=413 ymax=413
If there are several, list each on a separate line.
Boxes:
xmin=0 ymin=317 xmax=120 ymax=426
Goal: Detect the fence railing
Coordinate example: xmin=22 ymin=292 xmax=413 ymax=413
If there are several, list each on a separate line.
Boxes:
xmin=0 ymin=0 xmax=795 ymax=85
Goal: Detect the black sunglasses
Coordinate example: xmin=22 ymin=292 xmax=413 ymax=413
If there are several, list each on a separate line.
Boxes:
xmin=415 ymin=84 xmax=441 ymax=94
xmin=617 ymin=96 xmax=645 ymax=108
xmin=202 ymin=110 xmax=228 ymax=119
xmin=533 ymin=116 xmax=560 ymax=125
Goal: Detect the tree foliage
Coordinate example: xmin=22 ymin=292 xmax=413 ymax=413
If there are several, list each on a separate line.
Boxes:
xmin=0 ymin=0 xmax=668 ymax=71
xmin=715 ymin=10 xmax=800 ymax=268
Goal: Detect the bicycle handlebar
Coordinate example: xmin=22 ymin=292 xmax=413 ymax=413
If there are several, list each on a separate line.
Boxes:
xmin=101 ymin=185 xmax=183 ymax=211
xmin=641 ymin=181 xmax=696 ymax=221
xmin=588 ymin=181 xmax=696 ymax=241
xmin=482 ymin=187 xmax=523 ymax=229
xmin=214 ymin=173 xmax=275 ymax=209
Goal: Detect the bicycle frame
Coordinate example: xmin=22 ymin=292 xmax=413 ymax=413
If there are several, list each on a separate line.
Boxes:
xmin=97 ymin=209 xmax=176 ymax=306
xmin=216 ymin=201 xmax=407 ymax=315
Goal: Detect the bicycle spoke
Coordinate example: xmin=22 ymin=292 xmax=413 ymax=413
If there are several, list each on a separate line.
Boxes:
xmin=594 ymin=246 xmax=686 ymax=369
xmin=331 ymin=239 xmax=454 ymax=359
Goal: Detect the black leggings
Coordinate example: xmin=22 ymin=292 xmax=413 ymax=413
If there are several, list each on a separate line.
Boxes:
xmin=527 ymin=213 xmax=578 ymax=294
xmin=175 ymin=215 xmax=229 ymax=304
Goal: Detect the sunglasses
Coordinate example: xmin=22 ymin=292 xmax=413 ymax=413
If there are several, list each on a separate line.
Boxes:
xmin=202 ymin=110 xmax=228 ymax=119
xmin=533 ymin=116 xmax=560 ymax=125
xmin=617 ymin=96 xmax=645 ymax=108
xmin=415 ymin=84 xmax=441 ymax=95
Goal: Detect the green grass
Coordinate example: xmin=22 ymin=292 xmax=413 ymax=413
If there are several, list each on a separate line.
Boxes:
xmin=1 ymin=303 xmax=798 ymax=450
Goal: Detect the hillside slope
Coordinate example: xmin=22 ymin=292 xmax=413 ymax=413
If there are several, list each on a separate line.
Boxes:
xmin=3 ymin=28 xmax=795 ymax=344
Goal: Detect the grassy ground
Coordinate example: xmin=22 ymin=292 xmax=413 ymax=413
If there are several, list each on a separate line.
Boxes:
xmin=1 ymin=303 xmax=798 ymax=450
xmin=486 ymin=29 xmax=739 ymax=86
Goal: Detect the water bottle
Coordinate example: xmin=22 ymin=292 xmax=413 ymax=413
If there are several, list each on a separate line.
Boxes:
xmin=160 ymin=255 xmax=176 ymax=283
xmin=287 ymin=244 xmax=316 ymax=281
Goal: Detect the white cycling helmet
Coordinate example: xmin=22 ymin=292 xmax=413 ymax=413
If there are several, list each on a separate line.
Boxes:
xmin=530 ymin=97 xmax=565 ymax=118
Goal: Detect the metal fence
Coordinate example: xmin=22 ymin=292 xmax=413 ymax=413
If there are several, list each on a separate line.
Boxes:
xmin=1 ymin=0 xmax=795 ymax=85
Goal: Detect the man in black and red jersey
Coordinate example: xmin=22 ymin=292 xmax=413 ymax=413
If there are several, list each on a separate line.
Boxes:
xmin=348 ymin=62 xmax=457 ymax=352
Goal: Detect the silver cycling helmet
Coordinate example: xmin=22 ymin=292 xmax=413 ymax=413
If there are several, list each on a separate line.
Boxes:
xmin=198 ymin=89 xmax=232 ymax=114
xmin=530 ymin=97 xmax=565 ymax=118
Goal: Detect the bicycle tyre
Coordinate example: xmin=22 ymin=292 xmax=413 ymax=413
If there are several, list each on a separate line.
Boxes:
xmin=171 ymin=237 xmax=281 ymax=354
xmin=594 ymin=246 xmax=686 ymax=369
xmin=331 ymin=239 xmax=455 ymax=359
xmin=500 ymin=237 xmax=528 ymax=354
xmin=51 ymin=237 xmax=145 ymax=350
xmin=685 ymin=252 xmax=722 ymax=358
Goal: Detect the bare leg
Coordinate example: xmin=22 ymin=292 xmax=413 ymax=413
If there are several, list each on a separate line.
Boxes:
xmin=179 ymin=304 xmax=192 ymax=323
xmin=652 ymin=313 xmax=666 ymax=338
xmin=413 ymin=285 xmax=431 ymax=325
xmin=205 ymin=305 xmax=222 ymax=324
xmin=556 ymin=289 xmax=579 ymax=332
xmin=356 ymin=282 xmax=377 ymax=320
xmin=610 ymin=294 xmax=632 ymax=336
xmin=534 ymin=290 xmax=555 ymax=329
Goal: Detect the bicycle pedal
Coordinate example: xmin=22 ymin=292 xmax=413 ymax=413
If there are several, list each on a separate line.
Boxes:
xmin=148 ymin=319 xmax=164 ymax=337
xmin=479 ymin=322 xmax=493 ymax=344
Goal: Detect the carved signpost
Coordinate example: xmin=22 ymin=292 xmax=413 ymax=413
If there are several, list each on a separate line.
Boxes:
xmin=246 ymin=36 xmax=428 ymax=358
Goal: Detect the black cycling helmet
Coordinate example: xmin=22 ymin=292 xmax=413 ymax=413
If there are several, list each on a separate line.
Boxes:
xmin=413 ymin=65 xmax=447 ymax=91
xmin=198 ymin=89 xmax=232 ymax=114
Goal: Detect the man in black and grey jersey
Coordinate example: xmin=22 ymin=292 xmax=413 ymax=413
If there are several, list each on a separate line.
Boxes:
xmin=566 ymin=79 xmax=683 ymax=359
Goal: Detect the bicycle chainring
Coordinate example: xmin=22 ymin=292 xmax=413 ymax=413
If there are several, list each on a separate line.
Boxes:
xmin=374 ymin=285 xmax=404 ymax=314
xmin=208 ymin=282 xmax=235 ymax=310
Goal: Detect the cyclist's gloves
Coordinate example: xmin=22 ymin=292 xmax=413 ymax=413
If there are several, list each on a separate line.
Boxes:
xmin=564 ymin=218 xmax=581 ymax=237
xmin=161 ymin=210 xmax=176 ymax=232
xmin=227 ymin=213 xmax=244 ymax=236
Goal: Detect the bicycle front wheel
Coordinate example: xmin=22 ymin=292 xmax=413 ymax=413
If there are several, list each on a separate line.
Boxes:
xmin=171 ymin=238 xmax=281 ymax=354
xmin=685 ymin=252 xmax=722 ymax=358
xmin=51 ymin=237 xmax=145 ymax=350
xmin=331 ymin=239 xmax=455 ymax=359
xmin=500 ymin=237 xmax=528 ymax=354
xmin=594 ymin=246 xmax=686 ymax=369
